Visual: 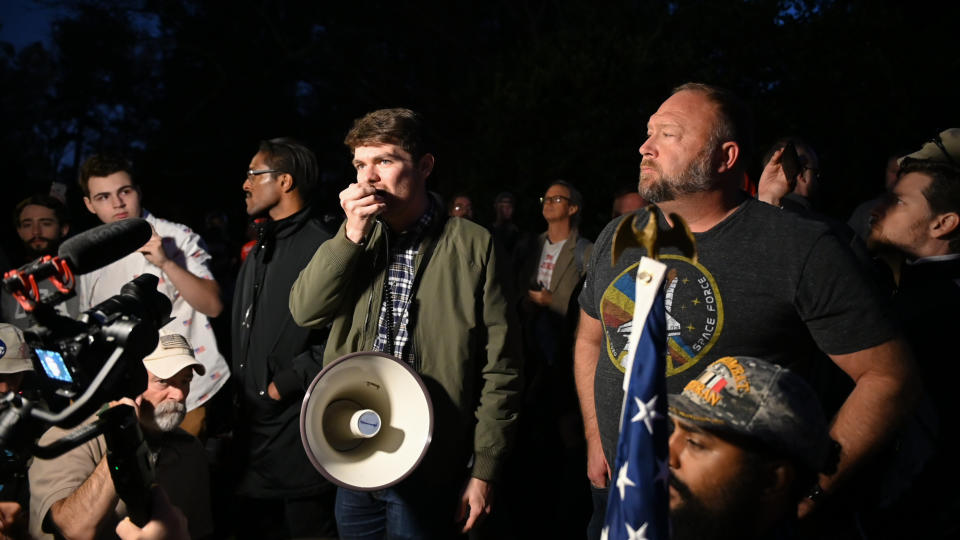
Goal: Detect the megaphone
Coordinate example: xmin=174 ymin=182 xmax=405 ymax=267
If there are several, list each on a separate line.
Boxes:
xmin=300 ymin=351 xmax=433 ymax=490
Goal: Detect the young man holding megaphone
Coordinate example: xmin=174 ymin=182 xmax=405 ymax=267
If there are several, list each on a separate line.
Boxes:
xmin=291 ymin=108 xmax=524 ymax=539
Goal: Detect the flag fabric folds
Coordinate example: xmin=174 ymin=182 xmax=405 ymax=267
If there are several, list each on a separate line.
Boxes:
xmin=603 ymin=257 xmax=669 ymax=540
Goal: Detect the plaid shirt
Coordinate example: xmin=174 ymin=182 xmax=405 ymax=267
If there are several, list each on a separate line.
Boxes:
xmin=373 ymin=202 xmax=436 ymax=362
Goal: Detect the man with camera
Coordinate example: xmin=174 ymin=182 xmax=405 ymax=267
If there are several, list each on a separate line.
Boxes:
xmin=75 ymin=154 xmax=229 ymax=436
xmin=28 ymin=334 xmax=212 ymax=540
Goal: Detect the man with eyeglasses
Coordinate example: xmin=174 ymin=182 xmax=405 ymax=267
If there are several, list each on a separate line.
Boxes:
xmin=76 ymin=153 xmax=230 ymax=437
xmin=756 ymin=137 xmax=878 ymax=275
xmin=757 ymin=136 xmax=822 ymax=212
xmin=514 ymin=180 xmax=593 ymax=536
xmin=231 ymin=137 xmax=336 ymax=539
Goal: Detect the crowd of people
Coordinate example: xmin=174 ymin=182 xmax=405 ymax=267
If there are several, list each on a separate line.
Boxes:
xmin=0 ymin=82 xmax=958 ymax=540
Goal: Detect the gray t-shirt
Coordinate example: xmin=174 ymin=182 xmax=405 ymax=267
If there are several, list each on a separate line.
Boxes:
xmin=579 ymin=198 xmax=897 ymax=464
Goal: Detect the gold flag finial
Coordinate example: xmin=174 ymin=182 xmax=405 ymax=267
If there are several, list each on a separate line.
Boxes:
xmin=611 ymin=205 xmax=697 ymax=266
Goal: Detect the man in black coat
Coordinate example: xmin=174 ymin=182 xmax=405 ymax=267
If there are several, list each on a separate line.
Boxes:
xmin=231 ymin=137 xmax=336 ymax=539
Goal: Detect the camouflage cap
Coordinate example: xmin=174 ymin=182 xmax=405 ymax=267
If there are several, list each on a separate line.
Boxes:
xmin=668 ymin=356 xmax=833 ymax=472
xmin=901 ymin=128 xmax=960 ymax=165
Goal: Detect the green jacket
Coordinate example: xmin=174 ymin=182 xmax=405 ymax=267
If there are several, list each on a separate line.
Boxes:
xmin=289 ymin=211 xmax=523 ymax=482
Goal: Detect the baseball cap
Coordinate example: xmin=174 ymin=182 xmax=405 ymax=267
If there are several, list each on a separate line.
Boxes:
xmin=668 ymin=356 xmax=832 ymax=472
xmin=0 ymin=324 xmax=34 ymax=374
xmin=143 ymin=334 xmax=205 ymax=379
xmin=900 ymin=128 xmax=960 ymax=165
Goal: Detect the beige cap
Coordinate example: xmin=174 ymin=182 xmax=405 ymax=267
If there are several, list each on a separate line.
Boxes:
xmin=0 ymin=324 xmax=33 ymax=374
xmin=901 ymin=128 xmax=960 ymax=164
xmin=143 ymin=334 xmax=206 ymax=379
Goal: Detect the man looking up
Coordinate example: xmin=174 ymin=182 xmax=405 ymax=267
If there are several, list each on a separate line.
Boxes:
xmin=290 ymin=108 xmax=523 ymax=538
xmin=862 ymin=158 xmax=960 ymax=537
xmin=574 ymin=83 xmax=917 ymax=538
xmin=76 ymin=154 xmax=229 ymax=434
xmin=231 ymin=137 xmax=336 ymax=539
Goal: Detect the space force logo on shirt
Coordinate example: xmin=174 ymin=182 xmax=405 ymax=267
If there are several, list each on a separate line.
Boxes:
xmin=600 ymin=254 xmax=724 ymax=378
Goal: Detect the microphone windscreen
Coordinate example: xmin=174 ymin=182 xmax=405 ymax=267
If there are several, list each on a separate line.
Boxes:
xmin=58 ymin=218 xmax=153 ymax=275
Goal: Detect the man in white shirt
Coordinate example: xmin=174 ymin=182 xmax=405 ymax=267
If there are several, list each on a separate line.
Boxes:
xmin=75 ymin=154 xmax=229 ymax=435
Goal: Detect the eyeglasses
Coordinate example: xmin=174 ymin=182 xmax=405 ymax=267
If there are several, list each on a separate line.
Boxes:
xmin=929 ymin=134 xmax=957 ymax=166
xmin=246 ymin=169 xmax=282 ymax=182
xmin=540 ymin=195 xmax=571 ymax=205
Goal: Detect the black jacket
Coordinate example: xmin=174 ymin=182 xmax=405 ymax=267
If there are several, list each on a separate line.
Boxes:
xmin=231 ymin=205 xmax=332 ymax=497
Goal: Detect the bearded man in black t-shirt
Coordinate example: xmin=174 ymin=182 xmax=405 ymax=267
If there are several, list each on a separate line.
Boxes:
xmin=573 ymin=82 xmax=919 ymax=540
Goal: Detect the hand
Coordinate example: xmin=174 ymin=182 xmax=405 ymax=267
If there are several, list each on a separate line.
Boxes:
xmin=757 ymin=147 xmax=793 ymax=207
xmin=139 ymin=228 xmax=170 ymax=268
xmin=527 ymin=288 xmax=553 ymax=307
xmin=586 ymin=436 xmax=611 ymax=488
xmin=109 ymin=396 xmax=143 ymax=419
xmin=339 ymin=182 xmax=387 ymax=243
xmin=455 ymin=477 xmax=493 ymax=533
xmin=0 ymin=502 xmax=24 ymax=540
xmin=267 ymin=382 xmax=281 ymax=401
xmin=115 ymin=486 xmax=190 ymax=540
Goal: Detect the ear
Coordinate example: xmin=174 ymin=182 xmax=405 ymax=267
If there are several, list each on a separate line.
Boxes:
xmin=278 ymin=172 xmax=295 ymax=194
xmin=418 ymin=153 xmax=436 ymax=180
xmin=763 ymin=461 xmax=795 ymax=500
xmin=716 ymin=141 xmax=740 ymax=174
xmin=61 ymin=223 xmax=70 ymax=237
xmin=930 ymin=212 xmax=960 ymax=239
xmin=567 ymin=204 xmax=580 ymax=218
xmin=83 ymin=197 xmax=95 ymax=215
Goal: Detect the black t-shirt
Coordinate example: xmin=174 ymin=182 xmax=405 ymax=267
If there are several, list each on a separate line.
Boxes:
xmin=579 ymin=198 xmax=898 ymax=464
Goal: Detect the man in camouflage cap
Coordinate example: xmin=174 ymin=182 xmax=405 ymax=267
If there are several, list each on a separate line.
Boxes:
xmin=667 ymin=356 xmax=836 ymax=540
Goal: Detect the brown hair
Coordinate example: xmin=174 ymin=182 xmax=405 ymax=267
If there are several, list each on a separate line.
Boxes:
xmin=78 ymin=153 xmax=134 ymax=196
xmin=344 ymin=108 xmax=431 ymax=160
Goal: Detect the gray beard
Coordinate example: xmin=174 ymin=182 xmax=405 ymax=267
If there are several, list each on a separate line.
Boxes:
xmin=639 ymin=148 xmax=715 ymax=203
xmin=151 ymin=400 xmax=186 ymax=432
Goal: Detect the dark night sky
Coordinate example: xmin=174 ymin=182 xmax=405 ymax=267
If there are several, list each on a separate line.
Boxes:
xmin=2 ymin=1 xmax=959 ymax=252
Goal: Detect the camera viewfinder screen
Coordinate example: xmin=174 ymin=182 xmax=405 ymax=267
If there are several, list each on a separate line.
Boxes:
xmin=35 ymin=349 xmax=73 ymax=383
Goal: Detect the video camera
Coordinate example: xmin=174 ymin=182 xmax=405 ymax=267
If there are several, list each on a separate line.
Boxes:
xmin=0 ymin=217 xmax=169 ymax=526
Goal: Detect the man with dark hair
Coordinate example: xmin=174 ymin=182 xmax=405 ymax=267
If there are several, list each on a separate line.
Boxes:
xmin=757 ymin=136 xmax=821 ymax=211
xmin=230 ymin=137 xmax=336 ymax=539
xmin=12 ymin=194 xmax=70 ymax=260
xmin=862 ymin=158 xmax=960 ymax=536
xmin=575 ymin=82 xmax=917 ymax=539
xmin=668 ymin=356 xmax=835 ymax=540
xmin=2 ymin=195 xmax=78 ymax=328
xmin=290 ymin=108 xmax=523 ymax=538
xmin=76 ymin=153 xmax=230 ymax=435
xmin=448 ymin=193 xmax=474 ymax=220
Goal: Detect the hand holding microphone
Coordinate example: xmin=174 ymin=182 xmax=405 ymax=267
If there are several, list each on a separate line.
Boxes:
xmin=339 ymin=183 xmax=386 ymax=244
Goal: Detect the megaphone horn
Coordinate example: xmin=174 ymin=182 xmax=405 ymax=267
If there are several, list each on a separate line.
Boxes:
xmin=300 ymin=351 xmax=433 ymax=491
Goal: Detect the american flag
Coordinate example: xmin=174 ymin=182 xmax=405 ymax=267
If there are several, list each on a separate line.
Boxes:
xmin=603 ymin=258 xmax=669 ymax=540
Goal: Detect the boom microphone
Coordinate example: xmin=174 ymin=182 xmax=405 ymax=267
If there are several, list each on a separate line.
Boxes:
xmin=58 ymin=218 xmax=153 ymax=275
xmin=3 ymin=219 xmax=152 ymax=297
